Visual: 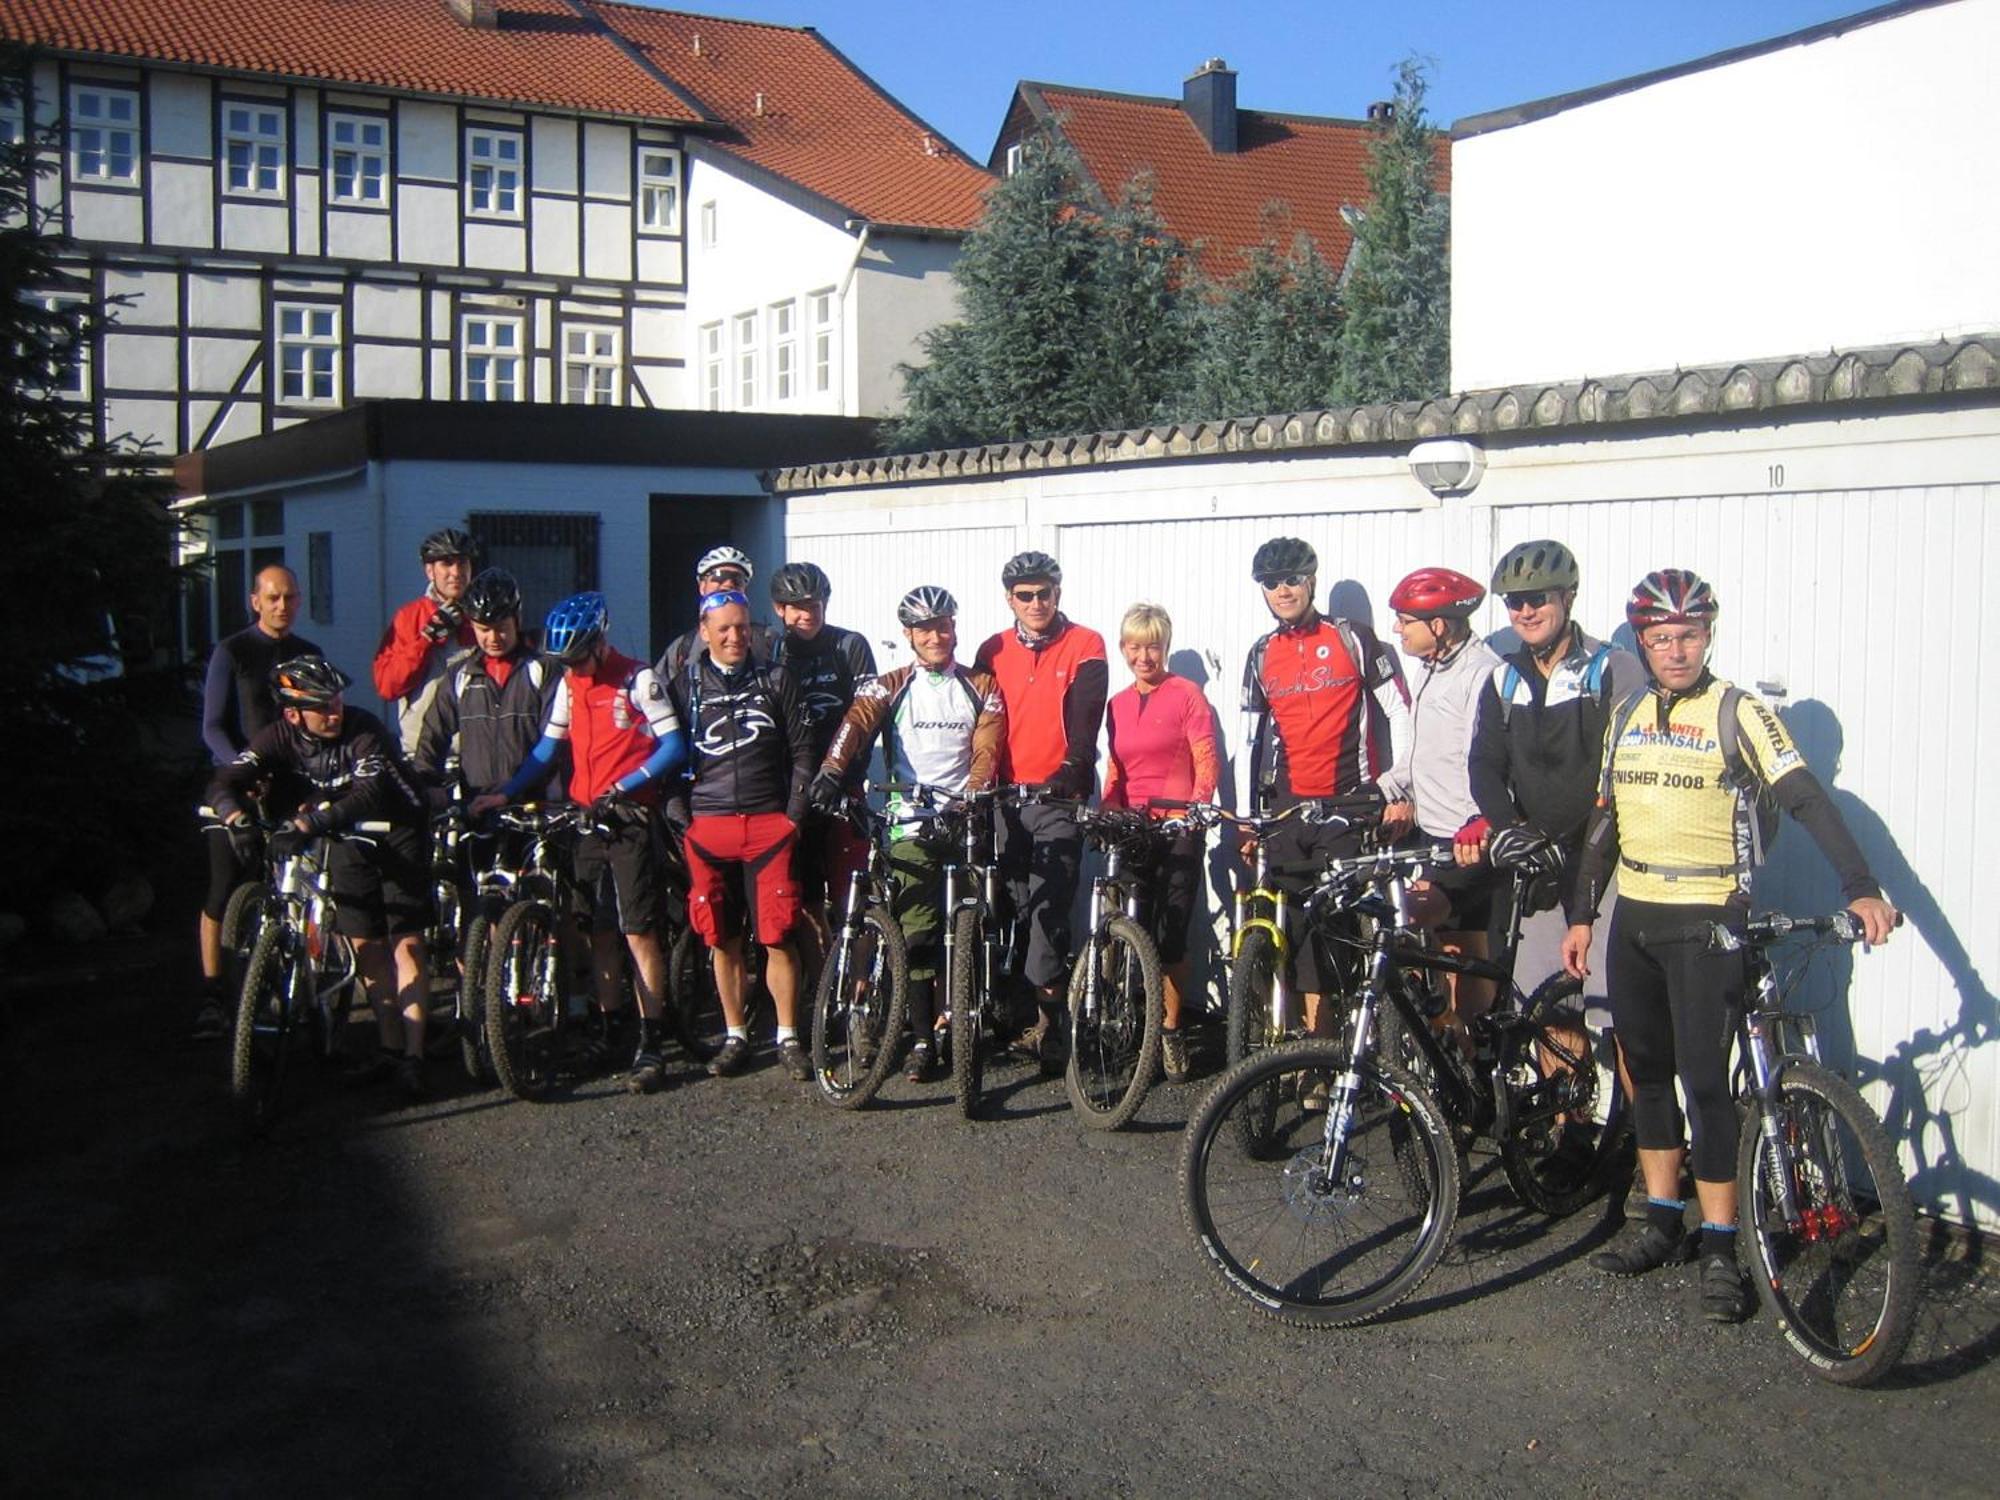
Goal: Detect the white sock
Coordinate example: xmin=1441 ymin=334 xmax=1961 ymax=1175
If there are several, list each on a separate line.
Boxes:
xmin=775 ymin=1025 xmax=797 ymax=1044
xmin=728 ymin=1024 xmax=750 ymax=1041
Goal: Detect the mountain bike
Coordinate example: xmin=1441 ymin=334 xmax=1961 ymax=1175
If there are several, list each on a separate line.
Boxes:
xmin=228 ymin=818 xmax=395 ymax=1132
xmin=1683 ymin=910 xmax=1918 ymax=1386
xmin=809 ymin=793 xmax=909 ymax=1109
xmin=1063 ymin=806 xmax=1166 ymax=1129
xmin=934 ymin=787 xmax=1010 ymax=1120
xmin=1181 ymin=837 xmax=1629 ymax=1326
xmin=202 ymin=804 xmax=276 ymax=998
xmin=482 ymin=803 xmax=590 ymax=1102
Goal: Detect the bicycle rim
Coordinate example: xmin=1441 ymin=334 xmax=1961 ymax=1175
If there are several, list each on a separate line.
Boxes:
xmin=1181 ymin=1043 xmax=1459 ymax=1326
xmin=811 ymin=908 xmax=907 ymax=1109
xmin=1065 ymin=915 xmax=1162 ymax=1130
xmin=1496 ymin=979 xmax=1632 ymax=1217
xmin=488 ymin=902 xmax=562 ymax=1101
xmin=1738 ymin=1061 xmax=1919 ymax=1385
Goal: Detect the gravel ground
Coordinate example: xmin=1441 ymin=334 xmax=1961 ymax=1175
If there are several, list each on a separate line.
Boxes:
xmin=3 ymin=934 xmax=1996 ymax=1499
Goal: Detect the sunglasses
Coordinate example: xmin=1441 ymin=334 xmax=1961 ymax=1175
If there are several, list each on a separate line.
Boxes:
xmin=1011 ymin=586 xmax=1055 ymax=603
xmin=1503 ymin=590 xmax=1553 ymax=611
xmin=1257 ymin=574 xmax=1309 ymax=590
xmin=702 ymin=569 xmax=749 ymax=587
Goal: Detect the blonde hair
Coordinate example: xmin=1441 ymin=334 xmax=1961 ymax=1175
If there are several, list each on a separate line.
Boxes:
xmin=1120 ymin=603 xmax=1172 ymax=652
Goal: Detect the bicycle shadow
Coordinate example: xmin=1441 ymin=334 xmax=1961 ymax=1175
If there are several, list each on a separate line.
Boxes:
xmin=1754 ymin=698 xmax=1999 ymax=1381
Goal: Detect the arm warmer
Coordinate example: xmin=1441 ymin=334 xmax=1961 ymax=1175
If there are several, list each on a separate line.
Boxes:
xmin=612 ymin=730 xmax=688 ymax=797
xmin=1058 ymin=657 xmax=1110 ymax=787
xmin=498 ymin=733 xmax=562 ymax=802
xmin=1773 ymin=769 xmax=1883 ymax=903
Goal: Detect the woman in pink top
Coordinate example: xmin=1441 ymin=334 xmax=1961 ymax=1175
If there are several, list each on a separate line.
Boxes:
xmin=1103 ymin=604 xmax=1219 ymax=1082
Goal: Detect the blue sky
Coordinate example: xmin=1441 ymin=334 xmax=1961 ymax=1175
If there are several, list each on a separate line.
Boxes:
xmin=658 ymin=0 xmax=1877 ymax=157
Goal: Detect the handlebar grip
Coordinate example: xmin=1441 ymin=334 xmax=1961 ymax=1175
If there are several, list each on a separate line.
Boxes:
xmin=353 ymin=821 xmax=395 ymax=835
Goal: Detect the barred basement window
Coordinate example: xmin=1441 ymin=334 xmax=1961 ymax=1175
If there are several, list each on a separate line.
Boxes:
xmin=467 ymin=512 xmax=600 ymax=630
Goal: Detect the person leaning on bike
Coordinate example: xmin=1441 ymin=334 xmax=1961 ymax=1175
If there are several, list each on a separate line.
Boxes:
xmin=973 ymin=550 xmax=1109 ymax=1072
xmin=811 ymin=585 xmax=1005 ymax=1082
xmin=1375 ymin=567 xmax=1506 ymax=1044
xmin=210 ymin=656 xmax=434 ymax=1096
xmin=666 ymin=589 xmax=817 ymax=1082
xmin=1102 ymin=602 xmax=1218 ymax=1084
xmin=373 ymin=527 xmax=478 ymax=756
xmin=767 ymin=561 xmax=877 ymax=953
xmin=193 ymin=562 xmax=321 ymax=1041
xmin=1560 ymin=569 xmax=1896 ymax=1322
xmin=474 ymin=592 xmax=687 ymax=1094
xmin=1239 ymin=536 xmax=1410 ymax=1039
xmin=1465 ymin=540 xmax=1643 ymax=1023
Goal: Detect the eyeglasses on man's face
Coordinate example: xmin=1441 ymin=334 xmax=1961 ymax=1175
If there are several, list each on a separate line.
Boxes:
xmin=1640 ymin=628 xmax=1709 ymax=654
xmin=1011 ymin=586 xmax=1054 ymax=603
xmin=1504 ymin=590 xmax=1553 ymax=611
xmin=1257 ymin=574 xmax=1308 ymax=591
xmin=702 ymin=568 xmax=749 ymax=588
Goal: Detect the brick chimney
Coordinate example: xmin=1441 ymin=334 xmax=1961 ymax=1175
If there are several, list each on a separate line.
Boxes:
xmin=1183 ymin=58 xmax=1237 ymax=154
xmin=446 ymin=0 xmax=498 ymax=29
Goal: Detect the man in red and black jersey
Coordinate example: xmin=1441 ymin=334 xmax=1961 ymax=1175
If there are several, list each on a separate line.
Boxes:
xmin=973 ymin=550 xmax=1109 ymax=1068
xmin=1240 ymin=537 xmax=1410 ymax=1027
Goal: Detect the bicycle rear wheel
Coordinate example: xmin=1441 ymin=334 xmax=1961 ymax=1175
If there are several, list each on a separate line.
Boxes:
xmin=1181 ymin=1041 xmax=1459 ymax=1326
xmin=667 ymin=924 xmax=728 ymax=1063
xmin=810 ymin=905 xmax=908 ymax=1109
xmin=948 ymin=907 xmax=984 ymax=1120
xmin=1496 ymin=974 xmax=1633 ymax=1217
xmin=232 ymin=923 xmax=298 ymax=1132
xmin=219 ymin=881 xmax=268 ymax=992
xmin=1065 ymin=914 xmax=1163 ymax=1130
xmin=486 ymin=900 xmax=564 ymax=1102
xmin=1737 ymin=1058 xmax=1919 ymax=1386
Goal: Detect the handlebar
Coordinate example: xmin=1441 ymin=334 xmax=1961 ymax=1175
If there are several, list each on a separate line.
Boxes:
xmin=1652 ymin=910 xmax=1904 ymax=953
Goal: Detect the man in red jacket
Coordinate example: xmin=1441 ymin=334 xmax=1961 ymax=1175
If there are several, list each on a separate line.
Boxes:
xmin=973 ymin=550 xmax=1108 ymax=1069
xmin=373 ymin=526 xmax=478 ymax=754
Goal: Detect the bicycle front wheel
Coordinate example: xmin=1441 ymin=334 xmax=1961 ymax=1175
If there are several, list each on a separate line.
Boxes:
xmin=1223 ymin=930 xmax=1284 ymax=1153
xmin=1065 ymin=914 xmax=1163 ymax=1130
xmin=1181 ymin=1041 xmax=1460 ymax=1327
xmin=232 ymin=923 xmax=298 ymax=1132
xmin=219 ymin=880 xmax=269 ymax=986
xmin=811 ymin=905 xmax=909 ymax=1110
xmin=1496 ymin=974 xmax=1633 ymax=1217
xmin=458 ymin=912 xmax=495 ymax=1084
xmin=1737 ymin=1058 xmax=1919 ymax=1386
xmin=486 ymin=901 xmax=565 ymax=1102
xmin=948 ymin=906 xmax=984 ymax=1120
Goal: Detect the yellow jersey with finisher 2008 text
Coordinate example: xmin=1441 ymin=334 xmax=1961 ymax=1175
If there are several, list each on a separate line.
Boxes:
xmin=1600 ymin=676 xmax=1804 ymax=905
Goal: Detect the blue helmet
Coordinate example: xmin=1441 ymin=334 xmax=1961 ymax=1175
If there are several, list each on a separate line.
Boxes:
xmin=544 ymin=591 xmax=608 ymax=665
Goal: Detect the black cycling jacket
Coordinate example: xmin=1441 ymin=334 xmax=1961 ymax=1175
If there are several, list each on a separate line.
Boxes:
xmin=209 ymin=707 xmax=426 ymax=831
xmin=666 ymin=651 xmax=814 ymax=823
xmin=415 ymin=647 xmax=564 ymax=796
xmin=772 ymin=624 xmax=877 ymax=761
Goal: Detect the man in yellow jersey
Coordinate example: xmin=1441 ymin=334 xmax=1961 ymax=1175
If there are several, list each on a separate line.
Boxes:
xmin=1560 ymin=569 xmax=1895 ymax=1323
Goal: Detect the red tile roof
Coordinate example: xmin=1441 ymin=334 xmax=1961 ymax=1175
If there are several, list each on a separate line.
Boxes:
xmin=1 ymin=0 xmax=992 ymax=229
xmin=594 ymin=4 xmax=992 ymax=231
xmin=1003 ymin=83 xmax=1450 ymax=282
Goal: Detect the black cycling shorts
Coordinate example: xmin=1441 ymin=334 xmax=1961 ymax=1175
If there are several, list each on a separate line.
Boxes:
xmin=574 ymin=814 xmax=666 ymax=936
xmin=326 ymin=823 xmax=430 ymax=941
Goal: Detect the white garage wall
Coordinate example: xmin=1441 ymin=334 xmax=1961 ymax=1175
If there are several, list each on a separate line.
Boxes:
xmin=785 ymin=408 xmax=2000 ymax=1227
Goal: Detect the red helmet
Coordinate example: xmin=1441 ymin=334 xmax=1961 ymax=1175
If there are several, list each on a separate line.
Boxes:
xmin=1390 ymin=567 xmax=1486 ymax=620
xmin=1626 ymin=569 xmax=1718 ymax=632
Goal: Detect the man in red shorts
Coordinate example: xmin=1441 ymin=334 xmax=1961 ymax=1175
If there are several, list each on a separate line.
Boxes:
xmin=666 ymin=590 xmax=817 ymax=1080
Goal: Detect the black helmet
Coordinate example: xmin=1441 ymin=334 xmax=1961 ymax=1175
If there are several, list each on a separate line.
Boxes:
xmin=897 ymin=585 xmax=958 ymax=627
xmin=769 ymin=561 xmax=831 ymax=605
xmin=464 ymin=568 xmax=521 ymax=624
xmin=270 ymin=655 xmax=351 ymax=709
xmin=420 ymin=527 xmax=475 ymax=563
xmin=1001 ymin=550 xmax=1061 ymax=587
xmin=1492 ymin=540 xmax=1580 ymax=596
xmin=1252 ymin=537 xmax=1317 ymax=582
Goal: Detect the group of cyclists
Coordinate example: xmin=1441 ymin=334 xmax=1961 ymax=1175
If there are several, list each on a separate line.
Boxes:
xmin=195 ymin=521 xmax=1897 ymax=1328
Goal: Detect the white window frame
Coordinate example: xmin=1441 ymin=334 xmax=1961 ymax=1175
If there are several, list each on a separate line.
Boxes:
xmin=770 ymin=299 xmax=798 ymax=403
xmin=1004 ymin=142 xmax=1024 ymax=177
xmin=699 ymin=199 xmax=718 ymax=249
xmin=35 ymin=292 xmax=91 ymax=399
xmin=69 ymin=85 xmax=139 ymax=186
xmin=465 ymin=128 xmax=522 ymax=219
xmin=561 ymin=324 xmax=621 ymax=405
xmin=810 ymin=289 xmax=837 ymax=397
xmin=327 ymin=112 xmax=388 ymax=207
xmin=275 ymin=302 xmax=340 ymax=405
xmin=222 ymin=101 xmax=286 ymax=197
xmin=734 ymin=310 xmax=759 ymax=408
xmin=462 ymin=314 xmax=523 ymax=401
xmin=700 ymin=321 xmax=724 ymax=411
xmin=636 ymin=146 xmax=681 ymax=234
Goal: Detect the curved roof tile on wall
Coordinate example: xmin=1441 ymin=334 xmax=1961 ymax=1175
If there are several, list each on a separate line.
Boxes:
xmin=2 ymin=0 xmax=993 ymax=229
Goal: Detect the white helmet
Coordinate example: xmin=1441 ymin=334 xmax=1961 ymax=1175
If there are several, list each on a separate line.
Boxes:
xmin=695 ymin=544 xmax=753 ymax=581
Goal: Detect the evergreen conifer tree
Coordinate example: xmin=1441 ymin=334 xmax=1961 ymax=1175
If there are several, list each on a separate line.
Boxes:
xmin=1335 ymin=59 xmax=1451 ymax=404
xmin=1179 ymin=231 xmax=1345 ymax=419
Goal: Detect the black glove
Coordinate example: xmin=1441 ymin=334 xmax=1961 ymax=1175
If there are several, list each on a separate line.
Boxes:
xmin=423 ymin=599 xmax=466 ymax=644
xmin=265 ymin=828 xmax=306 ymax=862
xmin=1043 ymin=764 xmax=1090 ymax=802
xmin=591 ymin=793 xmax=647 ymax=830
xmin=807 ymin=772 xmax=847 ymax=816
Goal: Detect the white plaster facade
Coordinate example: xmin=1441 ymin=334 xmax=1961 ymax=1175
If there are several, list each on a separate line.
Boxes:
xmin=1449 ymin=0 xmax=2000 ymax=392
